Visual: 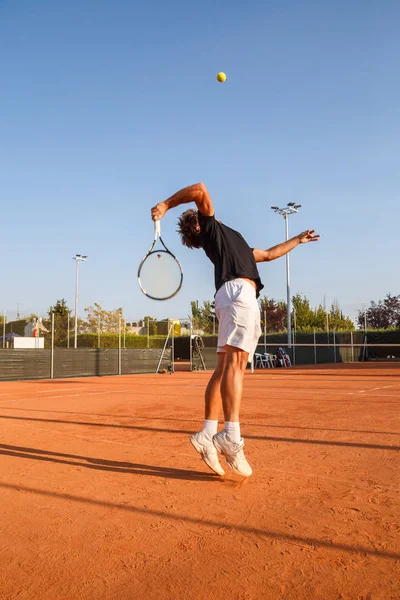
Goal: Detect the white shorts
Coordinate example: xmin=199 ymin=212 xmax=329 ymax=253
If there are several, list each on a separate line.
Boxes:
xmin=215 ymin=279 xmax=261 ymax=362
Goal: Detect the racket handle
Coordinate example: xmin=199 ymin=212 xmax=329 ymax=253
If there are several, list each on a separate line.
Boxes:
xmin=154 ymin=219 xmax=161 ymax=238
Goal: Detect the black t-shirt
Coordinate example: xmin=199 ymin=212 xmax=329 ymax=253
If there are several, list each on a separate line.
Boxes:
xmin=198 ymin=212 xmax=264 ymax=297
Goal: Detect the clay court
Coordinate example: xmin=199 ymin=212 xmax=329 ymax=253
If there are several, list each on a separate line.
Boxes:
xmin=0 ymin=363 xmax=399 ymax=600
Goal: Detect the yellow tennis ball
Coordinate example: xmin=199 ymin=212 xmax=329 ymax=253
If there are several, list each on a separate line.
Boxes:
xmin=216 ymin=72 xmax=226 ymax=83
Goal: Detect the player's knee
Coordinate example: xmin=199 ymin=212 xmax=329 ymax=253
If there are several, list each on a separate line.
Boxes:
xmin=225 ymin=347 xmax=249 ymax=372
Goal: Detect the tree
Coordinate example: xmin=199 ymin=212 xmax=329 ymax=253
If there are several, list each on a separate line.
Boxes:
xmin=292 ymin=294 xmax=315 ymax=331
xmin=191 ymin=301 xmax=202 ymax=330
xmin=328 ymin=302 xmax=354 ymax=331
xmin=201 ymin=300 xmax=214 ymax=334
xmin=190 ymin=300 xmax=216 ymax=333
xmin=85 ymin=303 xmax=124 ymax=333
xmin=291 ymin=295 xmax=354 ymax=332
xmin=143 ymin=316 xmax=157 ymax=336
xmin=192 ymin=293 xmax=356 ymax=336
xmin=47 ymin=299 xmax=72 ymax=346
xmin=260 ymin=296 xmax=287 ymax=332
xmin=383 ymin=294 xmax=400 ymax=327
xmin=49 ymin=299 xmax=70 ymax=317
xmin=314 ymin=304 xmax=328 ymax=330
xmin=357 ymin=294 xmax=400 ymax=330
xmin=260 ymin=294 xmax=354 ymax=333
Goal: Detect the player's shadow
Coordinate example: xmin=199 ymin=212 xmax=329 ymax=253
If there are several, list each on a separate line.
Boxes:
xmin=0 ymin=480 xmax=398 ymax=561
xmin=0 ymin=443 xmax=219 ymax=482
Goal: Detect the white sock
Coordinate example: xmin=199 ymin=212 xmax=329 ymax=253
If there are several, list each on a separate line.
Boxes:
xmin=225 ymin=421 xmax=241 ymax=444
xmin=202 ymin=419 xmax=218 ymax=438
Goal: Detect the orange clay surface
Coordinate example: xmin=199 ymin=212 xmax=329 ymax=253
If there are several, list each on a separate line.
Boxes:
xmin=0 ymin=363 xmax=399 ymax=600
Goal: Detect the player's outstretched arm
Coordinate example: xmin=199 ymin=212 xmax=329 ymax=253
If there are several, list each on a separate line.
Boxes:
xmin=253 ymin=230 xmax=320 ymax=263
xmin=151 ymin=183 xmax=214 ymax=221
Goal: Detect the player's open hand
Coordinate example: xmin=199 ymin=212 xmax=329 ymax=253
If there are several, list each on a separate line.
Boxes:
xmin=297 ymin=230 xmax=320 ymax=243
xmin=151 ymin=202 xmax=167 ymax=221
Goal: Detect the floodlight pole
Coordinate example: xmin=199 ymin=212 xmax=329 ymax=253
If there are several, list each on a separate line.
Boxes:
xmin=67 ymin=312 xmax=70 ymax=348
xmin=73 ymin=254 xmax=87 ymax=349
xmin=271 ymin=203 xmax=302 ymax=346
xmin=284 ymin=213 xmax=291 ymax=346
xmin=364 ymin=302 xmax=367 ymax=333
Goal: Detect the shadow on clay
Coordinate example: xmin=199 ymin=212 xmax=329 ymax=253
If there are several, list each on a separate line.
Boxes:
xmin=0 ymin=443 xmax=219 ymax=483
xmin=0 ymin=480 xmax=398 ymax=561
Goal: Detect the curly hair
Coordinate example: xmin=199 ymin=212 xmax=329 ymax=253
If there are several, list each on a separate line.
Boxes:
xmin=176 ymin=209 xmax=203 ymax=249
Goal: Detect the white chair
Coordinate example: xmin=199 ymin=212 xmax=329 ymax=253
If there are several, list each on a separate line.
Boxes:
xmin=264 ymin=353 xmax=274 ymax=368
xmin=254 ymin=353 xmax=267 ymax=368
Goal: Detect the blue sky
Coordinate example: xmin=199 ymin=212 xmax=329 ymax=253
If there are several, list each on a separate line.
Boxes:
xmin=1 ymin=0 xmax=399 ymax=323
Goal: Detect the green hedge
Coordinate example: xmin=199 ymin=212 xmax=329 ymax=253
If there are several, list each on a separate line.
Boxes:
xmin=49 ymin=329 xmax=400 ymax=351
xmin=58 ymin=334 xmax=166 ymax=349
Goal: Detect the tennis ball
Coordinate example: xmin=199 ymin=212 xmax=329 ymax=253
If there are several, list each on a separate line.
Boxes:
xmin=216 ymin=72 xmax=226 ymax=83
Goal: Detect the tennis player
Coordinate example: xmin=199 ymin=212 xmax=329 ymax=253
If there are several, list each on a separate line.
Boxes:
xmin=151 ymin=183 xmax=319 ymax=477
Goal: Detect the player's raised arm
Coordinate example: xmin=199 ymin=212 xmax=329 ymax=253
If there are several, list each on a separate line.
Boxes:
xmin=151 ymin=183 xmax=214 ymax=221
xmin=253 ymin=230 xmax=320 ymax=263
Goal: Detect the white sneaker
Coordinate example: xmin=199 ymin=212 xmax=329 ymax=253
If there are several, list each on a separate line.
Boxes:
xmin=190 ymin=431 xmax=225 ymax=476
xmin=212 ymin=430 xmax=253 ymax=477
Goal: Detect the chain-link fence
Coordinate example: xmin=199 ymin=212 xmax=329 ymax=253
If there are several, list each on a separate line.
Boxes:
xmin=1 ymin=307 xmax=399 ymax=380
xmin=0 ymin=317 xmax=173 ymax=382
xmin=0 ymin=313 xmax=177 ymax=380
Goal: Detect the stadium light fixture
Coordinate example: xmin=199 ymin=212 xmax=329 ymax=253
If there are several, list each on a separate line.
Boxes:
xmin=73 ymin=254 xmax=88 ymax=349
xmin=270 ymin=203 xmax=302 ymax=346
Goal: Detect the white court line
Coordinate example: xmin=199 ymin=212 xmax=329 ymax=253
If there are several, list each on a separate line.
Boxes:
xmin=0 ymin=387 xmax=398 ymax=407
xmin=0 ymin=390 xmax=126 ymax=405
xmin=0 ymin=388 xmax=183 ymax=406
xmin=347 ymin=393 xmax=400 ymax=398
xmin=355 ymin=384 xmax=400 ymax=393
xmin=0 ymin=387 xmax=87 ymax=398
xmin=246 ymin=387 xmax=399 ymax=397
xmin=0 ymin=385 xmax=208 ymax=405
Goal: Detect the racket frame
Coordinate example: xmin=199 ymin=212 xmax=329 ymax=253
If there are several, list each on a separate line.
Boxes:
xmin=137 ymin=220 xmax=183 ymax=301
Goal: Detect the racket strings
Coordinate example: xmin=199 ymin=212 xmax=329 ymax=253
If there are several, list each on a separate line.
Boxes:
xmin=138 ymin=250 xmax=182 ymax=300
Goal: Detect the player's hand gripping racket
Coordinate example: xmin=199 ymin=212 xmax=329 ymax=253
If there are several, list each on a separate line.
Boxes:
xmin=138 ymin=220 xmax=183 ymax=300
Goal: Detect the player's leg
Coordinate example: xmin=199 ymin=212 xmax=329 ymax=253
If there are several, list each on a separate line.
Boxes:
xmin=204 ymin=351 xmax=226 ymax=420
xmin=190 ymin=352 xmax=226 ymax=476
xmin=212 ymin=345 xmax=252 ymax=477
xmin=211 ymin=279 xmax=260 ymax=478
xmin=220 ymin=345 xmax=248 ymax=422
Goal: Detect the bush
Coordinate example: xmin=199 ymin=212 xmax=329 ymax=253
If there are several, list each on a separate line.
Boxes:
xmin=57 ymin=334 xmax=166 ymax=349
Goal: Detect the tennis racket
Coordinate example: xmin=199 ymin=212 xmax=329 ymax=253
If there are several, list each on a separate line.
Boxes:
xmin=138 ymin=220 xmax=183 ymax=300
